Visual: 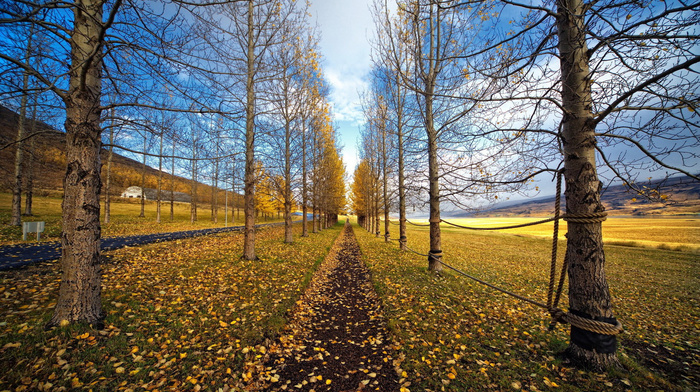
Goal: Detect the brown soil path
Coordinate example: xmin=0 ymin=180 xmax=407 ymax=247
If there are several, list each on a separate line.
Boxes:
xmin=243 ymin=223 xmax=401 ymax=391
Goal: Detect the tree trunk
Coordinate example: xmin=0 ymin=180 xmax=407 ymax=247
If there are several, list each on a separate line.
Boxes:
xmin=156 ymin=132 xmax=163 ymax=223
xmin=104 ymin=116 xmax=114 ymax=224
xmin=426 ymin=88 xmax=441 ymax=272
xmin=24 ymin=99 xmax=38 ymax=216
xmin=191 ymin=142 xmax=197 ymax=223
xmin=11 ymin=59 xmax=31 ymax=226
xmin=212 ymin=158 xmax=219 ymax=223
xmin=284 ymin=115 xmax=292 ymax=242
xmin=396 ymin=74 xmax=407 ymax=250
xmin=139 ymin=134 xmax=146 ymax=217
xmin=556 ymin=0 xmax=619 ymax=369
xmin=170 ymin=137 xmax=175 ymax=221
xmin=381 ymin=117 xmax=390 ymax=243
xmin=301 ymin=120 xmax=308 ymax=237
xmin=242 ymin=0 xmax=257 ymax=260
xmin=49 ymin=0 xmax=106 ymax=327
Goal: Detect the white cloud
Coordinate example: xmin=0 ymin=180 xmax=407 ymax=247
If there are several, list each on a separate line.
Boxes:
xmin=325 ymin=68 xmax=368 ymax=126
xmin=309 ymin=0 xmax=377 ymax=176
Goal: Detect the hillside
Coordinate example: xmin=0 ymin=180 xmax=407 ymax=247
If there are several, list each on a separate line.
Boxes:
xmin=0 ymin=104 xmax=237 ymax=205
xmin=459 ymin=175 xmax=700 ymax=217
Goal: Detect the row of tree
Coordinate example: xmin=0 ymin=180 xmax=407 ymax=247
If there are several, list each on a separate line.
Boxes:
xmin=352 ymin=0 xmax=698 ymax=369
xmin=1 ymin=0 xmax=345 ymax=328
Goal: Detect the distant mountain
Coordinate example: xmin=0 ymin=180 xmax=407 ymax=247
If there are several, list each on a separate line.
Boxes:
xmin=451 ymin=175 xmax=700 ymax=217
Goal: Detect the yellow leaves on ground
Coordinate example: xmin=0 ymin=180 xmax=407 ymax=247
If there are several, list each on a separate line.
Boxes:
xmin=352 ymin=218 xmax=698 ymax=391
xmin=0 ymin=223 xmax=342 ymax=391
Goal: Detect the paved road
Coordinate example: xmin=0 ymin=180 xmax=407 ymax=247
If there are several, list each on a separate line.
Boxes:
xmin=0 ymin=222 xmax=286 ymax=271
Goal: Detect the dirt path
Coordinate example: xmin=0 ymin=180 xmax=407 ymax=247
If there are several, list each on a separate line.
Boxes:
xmin=243 ymin=223 xmax=401 ymax=391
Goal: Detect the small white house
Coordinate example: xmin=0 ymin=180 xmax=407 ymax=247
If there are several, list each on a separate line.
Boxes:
xmin=121 ymin=186 xmax=146 ymax=200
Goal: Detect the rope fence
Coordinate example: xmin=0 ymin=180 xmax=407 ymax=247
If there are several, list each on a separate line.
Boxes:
xmin=378 ymin=170 xmax=621 ymax=336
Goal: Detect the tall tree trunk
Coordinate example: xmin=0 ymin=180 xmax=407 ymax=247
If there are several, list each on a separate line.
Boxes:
xmin=49 ymin=0 xmax=107 ymax=327
xmin=284 ymin=111 xmax=293 ymax=243
xmin=156 ymin=132 xmax=163 ymax=223
xmin=212 ymin=157 xmax=219 ymax=223
xmin=190 ymin=141 xmax=197 ymax=223
xmin=243 ymin=0 xmax=257 ymax=260
xmin=24 ymin=98 xmax=38 ymax=216
xmin=557 ymin=0 xmax=619 ymax=368
xmin=301 ymin=121 xmax=308 ymax=237
xmin=425 ymin=2 xmax=442 ymax=273
xmin=381 ymin=118 xmax=389 ymax=243
xmin=139 ymin=134 xmax=146 ymax=217
xmin=170 ymin=137 xmax=175 ymax=221
xmin=11 ymin=28 xmax=34 ymax=226
xmin=426 ymin=92 xmax=441 ymax=272
xmin=396 ymin=74 xmax=407 ymax=250
xmin=104 ymin=114 xmax=114 ymax=224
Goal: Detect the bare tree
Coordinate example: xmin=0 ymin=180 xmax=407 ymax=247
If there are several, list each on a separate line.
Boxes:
xmin=454 ymin=0 xmax=699 ymax=368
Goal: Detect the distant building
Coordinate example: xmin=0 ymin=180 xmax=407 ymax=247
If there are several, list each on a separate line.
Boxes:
xmin=120 ymin=186 xmax=191 ymax=203
xmin=121 ymin=186 xmax=146 ymax=199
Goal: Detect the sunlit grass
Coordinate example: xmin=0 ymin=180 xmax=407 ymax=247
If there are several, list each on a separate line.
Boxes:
xmin=355 ymin=217 xmax=699 ymax=391
xmin=406 ymin=216 xmax=700 ymax=252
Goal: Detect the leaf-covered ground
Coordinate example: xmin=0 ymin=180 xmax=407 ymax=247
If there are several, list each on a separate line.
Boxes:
xmin=353 ymin=220 xmax=699 ymax=392
xmin=0 ymin=223 xmax=341 ymax=391
xmin=242 ymin=224 xmax=400 ymax=391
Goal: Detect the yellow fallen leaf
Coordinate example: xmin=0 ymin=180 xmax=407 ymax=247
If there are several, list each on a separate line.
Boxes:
xmin=219 ymin=320 xmax=228 ymax=327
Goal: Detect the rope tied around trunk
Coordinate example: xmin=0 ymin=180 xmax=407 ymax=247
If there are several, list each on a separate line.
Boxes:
xmin=386 ymin=170 xmax=622 ymax=336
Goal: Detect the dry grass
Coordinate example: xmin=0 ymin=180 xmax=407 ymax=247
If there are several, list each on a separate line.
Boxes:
xmin=0 ymin=193 xmax=277 ymax=245
xmin=355 ymin=217 xmax=699 ymax=391
xmin=418 ymin=217 xmax=700 ymax=252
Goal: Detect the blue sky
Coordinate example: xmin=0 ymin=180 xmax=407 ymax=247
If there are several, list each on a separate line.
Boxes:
xmin=308 ymin=0 xmax=376 ymax=176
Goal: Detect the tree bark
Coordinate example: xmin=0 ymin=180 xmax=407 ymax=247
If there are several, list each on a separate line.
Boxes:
xmin=24 ymin=98 xmax=38 ymax=216
xmin=243 ymin=0 xmax=257 ymax=260
xmin=396 ymin=74 xmax=407 ymax=250
xmin=104 ymin=116 xmax=114 ymax=224
xmin=301 ymin=120 xmax=308 ymax=237
xmin=556 ymin=0 xmax=619 ymax=369
xmin=284 ymin=116 xmax=293 ymax=243
xmin=49 ymin=0 xmax=106 ymax=327
xmin=170 ymin=137 xmax=175 ymax=221
xmin=425 ymin=3 xmax=442 ymax=273
xmin=156 ymin=132 xmax=163 ymax=223
xmin=190 ymin=137 xmax=197 ymax=223
xmin=212 ymin=157 xmax=219 ymax=223
xmin=11 ymin=33 xmax=33 ymax=226
xmin=139 ymin=134 xmax=146 ymax=217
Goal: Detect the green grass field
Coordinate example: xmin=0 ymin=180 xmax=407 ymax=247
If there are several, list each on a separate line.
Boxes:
xmin=354 ymin=217 xmax=699 ymax=391
xmin=0 ymin=193 xmax=279 ymax=245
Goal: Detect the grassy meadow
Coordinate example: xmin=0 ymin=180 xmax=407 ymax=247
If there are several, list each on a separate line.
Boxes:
xmin=1 ymin=193 xmax=697 ymax=391
xmin=0 ymin=222 xmax=343 ymax=391
xmin=0 ymin=193 xmax=276 ymax=245
xmin=421 ymin=216 xmax=700 ymax=252
xmin=354 ymin=217 xmax=699 ymax=391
